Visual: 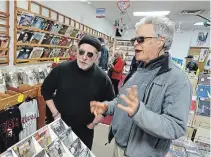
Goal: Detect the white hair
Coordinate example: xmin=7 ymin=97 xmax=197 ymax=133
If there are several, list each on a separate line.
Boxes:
xmin=135 ymin=16 xmax=175 ymax=50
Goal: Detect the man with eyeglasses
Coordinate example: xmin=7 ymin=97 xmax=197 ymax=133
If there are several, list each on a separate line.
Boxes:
xmin=41 ymin=35 xmax=115 ymax=150
xmin=90 ymin=16 xmax=192 ymax=157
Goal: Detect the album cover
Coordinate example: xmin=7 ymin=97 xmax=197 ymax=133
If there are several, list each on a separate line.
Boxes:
xmin=50 ymin=36 xmax=60 ymax=45
xmin=49 ymin=48 xmax=61 ymax=58
xmin=47 ymin=140 xmax=68 ymax=157
xmin=79 ymin=147 xmax=92 ymax=157
xmin=15 ymin=137 xmax=36 ymax=157
xmin=41 ymin=34 xmax=54 ymax=45
xmin=29 ymin=47 xmax=44 ymax=58
xmin=30 ymin=32 xmax=45 ymax=44
xmin=31 ymin=16 xmax=46 ymax=29
xmin=69 ymin=138 xmax=84 ymax=157
xmin=41 ymin=20 xmax=54 ymax=31
xmin=58 ymin=25 xmax=69 ymax=35
xmin=66 ymin=38 xmax=73 ymax=47
xmin=58 ymin=49 xmax=64 ymax=57
xmin=0 ymin=150 xmax=14 ymax=157
xmin=76 ymin=31 xmax=86 ymax=39
xmin=58 ymin=37 xmax=68 ymax=46
xmin=51 ymin=22 xmax=62 ymax=33
xmin=17 ymin=30 xmax=34 ymax=43
xmin=60 ymin=48 xmax=69 ymax=58
xmin=197 ymin=98 xmax=210 ymax=117
xmin=50 ymin=119 xmax=66 ymax=136
xmin=34 ymin=126 xmax=52 ymax=149
xmin=18 ymin=12 xmax=34 ymax=26
xmin=32 ymin=150 xmax=47 ymax=157
xmin=65 ymin=26 xmax=74 ymax=37
xmin=16 ymin=47 xmax=33 ymax=59
xmin=69 ymin=28 xmax=79 ymax=38
xmin=0 ymin=36 xmax=9 ymax=48
xmin=41 ymin=48 xmax=52 ymax=58
xmin=58 ymin=128 xmax=74 ymax=148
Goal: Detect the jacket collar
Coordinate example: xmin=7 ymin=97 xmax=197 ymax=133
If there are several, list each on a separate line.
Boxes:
xmin=138 ymin=52 xmax=171 ymax=76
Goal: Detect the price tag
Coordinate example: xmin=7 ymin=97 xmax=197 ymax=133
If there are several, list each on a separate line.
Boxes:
xmin=17 ymin=94 xmax=24 ymax=103
xmin=54 ymin=57 xmax=57 ymax=62
xmin=201 ymin=78 xmax=205 ymax=82
xmin=57 ymin=57 xmax=60 ymax=63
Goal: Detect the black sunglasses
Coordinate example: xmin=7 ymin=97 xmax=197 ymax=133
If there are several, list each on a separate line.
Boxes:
xmin=130 ymin=36 xmax=157 ymax=44
xmin=78 ymin=49 xmax=94 ymax=58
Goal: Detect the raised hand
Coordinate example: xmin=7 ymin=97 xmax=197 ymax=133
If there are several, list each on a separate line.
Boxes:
xmin=117 ymin=85 xmax=139 ymax=116
xmin=90 ymin=101 xmax=108 ymax=117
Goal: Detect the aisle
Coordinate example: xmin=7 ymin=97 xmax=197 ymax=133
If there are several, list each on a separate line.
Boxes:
xmin=92 ymin=124 xmax=114 ymax=157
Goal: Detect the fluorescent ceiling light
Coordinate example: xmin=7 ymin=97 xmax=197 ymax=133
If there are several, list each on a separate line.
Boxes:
xmin=133 ymin=11 xmax=170 ymax=16
xmin=194 ymin=22 xmax=203 ymax=25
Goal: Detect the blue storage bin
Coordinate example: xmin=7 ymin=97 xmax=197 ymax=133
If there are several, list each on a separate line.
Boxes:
xmin=197 ymin=84 xmax=210 ymax=98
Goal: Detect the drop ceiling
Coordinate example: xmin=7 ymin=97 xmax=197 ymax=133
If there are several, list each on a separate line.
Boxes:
xmin=90 ymin=1 xmax=210 ymax=30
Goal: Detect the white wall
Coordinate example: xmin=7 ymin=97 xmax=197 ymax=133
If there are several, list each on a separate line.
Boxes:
xmin=119 ymin=28 xmax=210 ymax=62
xmin=39 ymin=1 xmax=115 ymax=37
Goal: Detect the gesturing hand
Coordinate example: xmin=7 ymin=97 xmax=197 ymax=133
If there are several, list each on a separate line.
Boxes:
xmin=90 ymin=101 xmax=108 ymax=117
xmin=117 ymin=85 xmax=139 ymax=116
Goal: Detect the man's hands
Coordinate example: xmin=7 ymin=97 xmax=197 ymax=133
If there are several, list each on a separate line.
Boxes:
xmin=117 ymin=85 xmax=139 ymax=116
xmin=90 ymin=101 xmax=108 ymax=117
xmin=87 ymin=115 xmax=104 ymax=129
xmin=90 ymin=85 xmax=139 ymax=117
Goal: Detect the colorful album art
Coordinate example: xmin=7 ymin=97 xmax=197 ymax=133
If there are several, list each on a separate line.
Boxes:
xmin=18 ymin=13 xmax=34 ymax=26
xmin=31 ymin=16 xmax=46 ymax=29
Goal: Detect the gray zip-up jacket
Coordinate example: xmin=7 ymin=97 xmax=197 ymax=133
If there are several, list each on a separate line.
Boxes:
xmin=105 ymin=54 xmax=192 ymax=157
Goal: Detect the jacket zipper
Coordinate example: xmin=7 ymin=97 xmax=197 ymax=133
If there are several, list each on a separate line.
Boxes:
xmin=145 ymin=82 xmax=154 ymax=104
xmin=154 ymin=139 xmax=160 ymax=149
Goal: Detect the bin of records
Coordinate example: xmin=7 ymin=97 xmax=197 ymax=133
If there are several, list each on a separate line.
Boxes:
xmin=0 ymin=118 xmax=95 ymax=157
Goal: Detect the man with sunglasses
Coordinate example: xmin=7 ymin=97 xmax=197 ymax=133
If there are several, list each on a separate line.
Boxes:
xmin=41 ymin=35 xmax=115 ymax=150
xmin=90 ymin=16 xmax=192 ymax=157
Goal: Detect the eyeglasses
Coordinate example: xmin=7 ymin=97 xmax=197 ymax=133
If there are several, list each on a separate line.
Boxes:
xmin=78 ymin=49 xmax=95 ymax=58
xmin=130 ymin=36 xmax=157 ymax=44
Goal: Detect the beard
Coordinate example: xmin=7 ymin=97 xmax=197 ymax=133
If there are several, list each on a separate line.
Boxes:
xmin=77 ymin=59 xmax=94 ymax=71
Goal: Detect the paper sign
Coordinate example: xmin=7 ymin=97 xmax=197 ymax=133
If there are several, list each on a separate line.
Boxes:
xmin=96 ymin=8 xmax=105 ymax=18
xmin=17 ymin=94 xmax=24 ymax=103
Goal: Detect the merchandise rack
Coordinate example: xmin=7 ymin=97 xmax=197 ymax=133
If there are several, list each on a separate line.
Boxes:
xmin=14 ymin=0 xmax=114 ymax=65
xmin=0 ymin=1 xmax=10 ymax=65
xmin=0 ymin=86 xmax=39 ymax=111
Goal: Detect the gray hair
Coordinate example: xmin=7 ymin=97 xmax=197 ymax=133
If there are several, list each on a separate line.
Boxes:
xmin=135 ymin=16 xmax=175 ymax=50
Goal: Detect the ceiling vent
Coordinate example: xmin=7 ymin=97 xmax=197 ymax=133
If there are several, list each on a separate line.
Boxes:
xmin=181 ymin=10 xmax=204 ymax=15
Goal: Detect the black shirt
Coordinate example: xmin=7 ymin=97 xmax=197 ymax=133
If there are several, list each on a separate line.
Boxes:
xmin=0 ymin=107 xmax=23 ymax=153
xmin=41 ymin=60 xmax=115 ymax=129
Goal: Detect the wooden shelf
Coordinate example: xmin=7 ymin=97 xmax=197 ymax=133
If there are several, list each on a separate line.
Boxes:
xmin=0 ymin=87 xmax=39 ymax=111
xmin=16 ymin=57 xmax=69 ymax=63
xmin=0 ymin=31 xmax=8 ymax=35
xmin=17 ymin=43 xmax=70 ymax=49
xmin=17 ymin=25 xmax=79 ymax=40
xmin=0 ymin=48 xmax=9 ymax=50
xmin=0 ymin=24 xmax=9 ymax=28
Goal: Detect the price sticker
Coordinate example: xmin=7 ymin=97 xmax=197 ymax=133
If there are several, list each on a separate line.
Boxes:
xmin=17 ymin=94 xmax=24 ymax=103
xmin=57 ymin=57 xmax=60 ymax=63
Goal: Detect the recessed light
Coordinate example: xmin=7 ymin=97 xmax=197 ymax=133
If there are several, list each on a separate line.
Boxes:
xmin=194 ymin=22 xmax=204 ymax=26
xmin=133 ymin=11 xmax=170 ymax=16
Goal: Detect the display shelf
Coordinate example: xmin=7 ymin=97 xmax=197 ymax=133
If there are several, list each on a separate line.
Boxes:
xmin=16 ymin=57 xmax=69 ymax=63
xmin=17 ymin=25 xmax=79 ymax=40
xmin=0 ymin=87 xmax=39 ymax=111
xmin=0 ymin=1 xmax=10 ymax=65
xmin=0 ymin=48 xmax=9 ymax=51
xmin=17 ymin=43 xmax=70 ymax=49
xmin=14 ymin=0 xmax=111 ymax=65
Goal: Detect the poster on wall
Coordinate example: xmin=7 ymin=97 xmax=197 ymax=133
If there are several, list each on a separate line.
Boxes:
xmin=193 ymin=54 xmax=199 ymax=61
xmin=172 ymin=57 xmax=183 ymax=67
xmin=96 ymin=8 xmax=105 ymax=18
xmin=197 ymin=32 xmax=209 ymax=46
xmin=199 ymin=48 xmax=208 ymax=62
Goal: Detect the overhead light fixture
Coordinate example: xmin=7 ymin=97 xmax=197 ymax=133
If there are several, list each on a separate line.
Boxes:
xmin=194 ymin=22 xmax=204 ymax=25
xmin=133 ymin=11 xmax=170 ymax=16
